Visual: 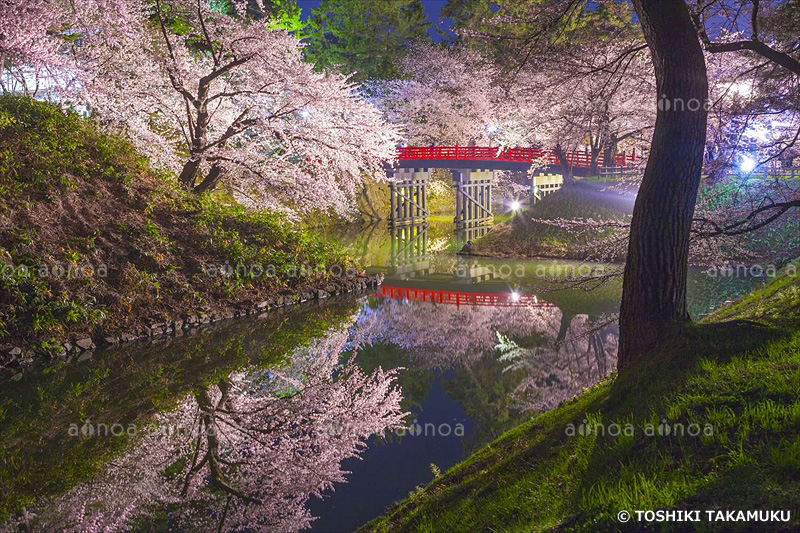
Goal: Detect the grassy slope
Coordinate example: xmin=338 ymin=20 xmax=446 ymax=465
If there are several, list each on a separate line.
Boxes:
xmin=471 ymin=184 xmax=632 ymax=260
xmin=365 ymin=262 xmax=800 ymax=532
xmin=0 ymin=96 xmax=353 ymax=356
xmin=473 ymin=179 xmax=799 ymax=264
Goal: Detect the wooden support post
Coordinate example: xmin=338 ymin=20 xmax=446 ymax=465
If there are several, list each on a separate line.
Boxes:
xmin=389 ymin=180 xmax=396 ymax=227
xmin=388 ymin=167 xmax=429 ymax=227
xmin=489 ymin=171 xmax=494 ymax=218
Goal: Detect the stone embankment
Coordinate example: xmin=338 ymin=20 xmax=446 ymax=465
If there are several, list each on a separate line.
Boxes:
xmin=1 ymin=274 xmax=384 ymax=379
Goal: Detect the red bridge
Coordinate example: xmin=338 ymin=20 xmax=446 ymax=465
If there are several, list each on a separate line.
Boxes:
xmin=395 ymin=146 xmax=639 ymax=169
xmin=373 ymin=285 xmax=556 ymax=308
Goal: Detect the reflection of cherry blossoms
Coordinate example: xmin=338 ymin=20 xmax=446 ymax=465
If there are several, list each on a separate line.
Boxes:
xmin=361 ymin=299 xmax=563 ymax=367
xmin=498 ymin=315 xmax=618 ymax=412
xmin=362 ymin=299 xmax=617 ymax=412
xmin=13 ymin=324 xmax=405 ymax=532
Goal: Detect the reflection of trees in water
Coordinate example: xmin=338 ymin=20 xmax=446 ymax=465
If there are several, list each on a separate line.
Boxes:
xmin=361 ymin=300 xmax=562 ymax=368
xmin=497 ymin=315 xmax=618 ymax=412
xmin=362 ymin=300 xmax=617 ymax=413
xmin=15 ymin=323 xmax=405 ymax=532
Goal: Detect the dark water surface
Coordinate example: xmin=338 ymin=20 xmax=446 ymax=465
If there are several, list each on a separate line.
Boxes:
xmin=0 ymin=218 xmax=763 ymax=532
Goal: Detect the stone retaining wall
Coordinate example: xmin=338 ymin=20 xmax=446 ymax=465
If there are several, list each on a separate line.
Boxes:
xmin=2 ymin=274 xmax=384 ymax=378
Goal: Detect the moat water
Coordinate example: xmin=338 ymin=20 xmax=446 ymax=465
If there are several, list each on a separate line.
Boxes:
xmin=0 ymin=218 xmax=763 ymax=531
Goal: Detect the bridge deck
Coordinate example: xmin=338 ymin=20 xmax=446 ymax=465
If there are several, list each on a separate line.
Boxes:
xmin=373 ymin=281 xmax=554 ymax=308
xmin=392 ymin=159 xmax=533 ymax=171
xmin=393 ymin=146 xmax=638 ymax=170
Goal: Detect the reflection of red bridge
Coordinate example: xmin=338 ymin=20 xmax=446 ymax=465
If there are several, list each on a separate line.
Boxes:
xmin=373 ymin=285 xmax=556 ymax=308
xmin=396 ymin=146 xmax=639 ymax=169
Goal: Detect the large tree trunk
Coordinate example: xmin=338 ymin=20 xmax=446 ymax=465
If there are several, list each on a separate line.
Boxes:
xmin=602 ymin=134 xmax=618 ymax=168
xmin=589 ymin=146 xmax=602 ymax=177
xmin=179 ymin=88 xmax=211 ymax=190
xmin=178 ymin=156 xmax=204 ymax=189
xmin=618 ymin=0 xmax=708 ymax=371
xmin=554 ymin=143 xmax=574 ymax=185
xmin=193 ymin=162 xmax=224 ymax=193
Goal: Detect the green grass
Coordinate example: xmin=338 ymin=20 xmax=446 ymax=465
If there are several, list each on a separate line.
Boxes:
xmin=579 ymin=175 xmax=620 ymax=184
xmin=472 ymin=185 xmax=631 ymax=260
xmin=364 ymin=265 xmax=800 ymax=532
xmin=710 ymin=260 xmax=800 ymax=326
xmin=0 ymin=95 xmax=351 ymax=353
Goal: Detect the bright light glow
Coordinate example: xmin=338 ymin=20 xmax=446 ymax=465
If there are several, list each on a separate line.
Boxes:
xmin=510 ymin=200 xmax=522 ymax=211
xmin=485 ymin=124 xmax=499 ymax=134
xmin=510 ymin=291 xmax=520 ymax=302
xmin=729 ymin=81 xmax=752 ymax=97
xmin=740 ymin=155 xmax=757 ymax=173
xmin=298 ymin=108 xmax=311 ymax=118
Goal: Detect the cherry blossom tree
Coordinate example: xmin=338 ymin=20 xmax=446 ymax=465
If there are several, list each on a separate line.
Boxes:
xmin=702 ymin=39 xmax=800 ymax=175
xmin=75 ymin=0 xmax=401 ymax=215
xmin=369 ymin=42 xmax=534 ymax=148
xmin=360 ymin=299 xmax=560 ymax=367
xmin=2 ymin=0 xmax=400 ymax=215
xmin=497 ymin=315 xmax=618 ymax=412
xmin=0 ymin=0 xmax=62 ymax=94
xmin=13 ymin=321 xmax=405 ymax=532
xmin=368 ymin=42 xmax=549 ymax=198
xmin=0 ymin=0 xmax=142 ymax=98
xmin=360 ymin=298 xmax=617 ymax=412
xmin=502 ymin=29 xmax=655 ymax=180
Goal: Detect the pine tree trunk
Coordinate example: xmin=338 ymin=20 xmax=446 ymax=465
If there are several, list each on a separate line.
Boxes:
xmin=618 ymin=0 xmax=708 ymax=371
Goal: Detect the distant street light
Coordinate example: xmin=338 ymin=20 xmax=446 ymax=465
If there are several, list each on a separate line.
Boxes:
xmin=510 ymin=200 xmax=522 ymax=211
xmin=739 ymin=155 xmax=756 ymax=173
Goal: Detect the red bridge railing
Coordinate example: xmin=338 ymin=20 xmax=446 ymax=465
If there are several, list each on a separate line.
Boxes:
xmin=373 ymin=285 xmax=556 ymax=308
xmin=395 ymin=146 xmax=639 ymax=169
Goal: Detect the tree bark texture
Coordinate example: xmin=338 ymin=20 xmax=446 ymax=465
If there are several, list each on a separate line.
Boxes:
xmin=555 ymin=143 xmax=574 ymax=184
xmin=618 ymin=0 xmax=708 ymax=370
xmin=602 ymin=135 xmax=618 ymax=168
